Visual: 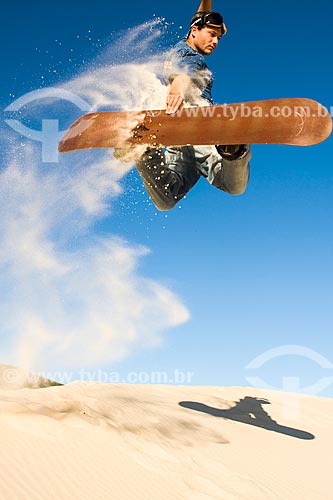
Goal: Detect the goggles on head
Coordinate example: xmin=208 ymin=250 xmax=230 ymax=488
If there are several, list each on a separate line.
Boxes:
xmin=190 ymin=11 xmax=227 ymax=35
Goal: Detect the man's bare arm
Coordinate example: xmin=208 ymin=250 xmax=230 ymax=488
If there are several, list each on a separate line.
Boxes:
xmin=197 ymin=0 xmax=212 ymax=12
xmin=166 ymin=74 xmax=192 ymax=114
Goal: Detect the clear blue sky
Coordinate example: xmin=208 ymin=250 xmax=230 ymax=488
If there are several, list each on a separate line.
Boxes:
xmin=1 ymin=1 xmax=332 ymax=398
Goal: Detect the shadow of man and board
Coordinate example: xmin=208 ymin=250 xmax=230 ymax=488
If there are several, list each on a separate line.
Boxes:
xmin=179 ymin=396 xmax=315 ymax=440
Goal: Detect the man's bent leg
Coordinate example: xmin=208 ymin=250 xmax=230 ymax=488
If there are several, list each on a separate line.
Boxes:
xmin=135 ymin=147 xmax=201 ymax=211
xmin=196 ymin=145 xmax=251 ymax=195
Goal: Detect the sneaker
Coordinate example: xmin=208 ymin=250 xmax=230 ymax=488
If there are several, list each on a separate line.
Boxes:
xmin=113 ymin=147 xmax=138 ymax=163
xmin=113 ymin=144 xmax=150 ymax=163
xmin=216 ymin=144 xmax=249 ymax=161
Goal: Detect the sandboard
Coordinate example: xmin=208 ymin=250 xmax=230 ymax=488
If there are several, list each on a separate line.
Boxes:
xmin=58 ymin=98 xmax=332 ymax=153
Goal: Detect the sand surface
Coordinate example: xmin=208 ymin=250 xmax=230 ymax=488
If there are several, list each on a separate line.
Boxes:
xmin=0 ymin=365 xmax=332 ymax=500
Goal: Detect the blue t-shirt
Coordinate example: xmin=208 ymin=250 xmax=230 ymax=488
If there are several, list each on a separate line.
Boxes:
xmin=163 ymin=39 xmax=214 ymax=105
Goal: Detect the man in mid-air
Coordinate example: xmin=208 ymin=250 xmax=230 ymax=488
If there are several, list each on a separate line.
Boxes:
xmin=116 ymin=1 xmax=251 ymax=210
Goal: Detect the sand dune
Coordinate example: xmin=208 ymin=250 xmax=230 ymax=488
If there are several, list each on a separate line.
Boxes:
xmin=0 ymin=365 xmax=332 ymax=500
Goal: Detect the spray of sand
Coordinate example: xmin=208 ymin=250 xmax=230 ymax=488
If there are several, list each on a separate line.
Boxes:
xmin=0 ymin=20 xmax=189 ymax=377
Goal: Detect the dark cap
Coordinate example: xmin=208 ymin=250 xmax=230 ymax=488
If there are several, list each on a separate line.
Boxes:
xmin=190 ymin=11 xmax=227 ymax=33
